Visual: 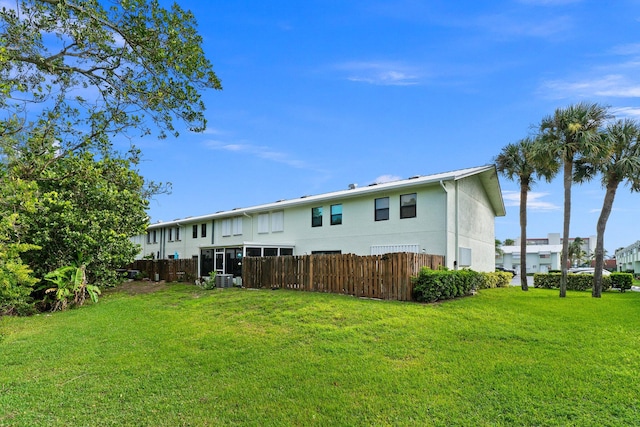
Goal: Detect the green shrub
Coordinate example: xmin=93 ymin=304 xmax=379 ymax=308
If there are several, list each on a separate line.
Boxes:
xmin=610 ymin=273 xmax=633 ymax=292
xmin=479 ymin=272 xmax=511 ymax=289
xmin=533 ymin=273 xmax=612 ymax=291
xmin=412 ymin=268 xmax=483 ymax=302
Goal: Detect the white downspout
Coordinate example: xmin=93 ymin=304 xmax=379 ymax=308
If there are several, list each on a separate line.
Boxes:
xmin=439 ymin=180 xmax=449 ymax=268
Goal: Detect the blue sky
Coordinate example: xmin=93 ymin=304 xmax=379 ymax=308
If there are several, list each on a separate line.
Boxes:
xmin=138 ymin=0 xmax=640 ymax=255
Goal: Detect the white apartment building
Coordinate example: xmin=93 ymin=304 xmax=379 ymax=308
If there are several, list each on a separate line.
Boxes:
xmin=132 ymin=165 xmax=505 ymax=277
xmin=616 ymin=241 xmax=640 ymax=275
xmin=497 ymin=233 xmax=597 ymax=274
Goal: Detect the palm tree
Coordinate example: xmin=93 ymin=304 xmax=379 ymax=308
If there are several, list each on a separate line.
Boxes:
xmin=568 ymin=237 xmax=585 ymax=267
xmin=495 ymin=239 xmax=504 ymax=258
xmin=495 ymin=137 xmax=558 ymax=291
xmin=576 ymin=119 xmax=640 ymax=297
xmin=504 ymin=238 xmax=515 ymax=246
xmin=538 ymin=102 xmax=610 ymax=297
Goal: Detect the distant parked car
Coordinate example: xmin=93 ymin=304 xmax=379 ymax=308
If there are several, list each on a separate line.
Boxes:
xmin=496 ymin=266 xmax=517 ymax=277
xmin=568 ymin=268 xmax=611 ymax=276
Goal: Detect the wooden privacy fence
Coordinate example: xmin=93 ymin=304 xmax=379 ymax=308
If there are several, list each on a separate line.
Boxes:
xmin=242 ymin=253 xmax=444 ymax=301
xmin=127 ymin=259 xmax=198 ymax=283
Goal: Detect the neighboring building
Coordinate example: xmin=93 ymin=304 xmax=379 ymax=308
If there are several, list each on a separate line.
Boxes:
xmin=497 ymin=233 xmax=596 ymax=274
xmin=132 ymin=165 xmax=505 ymax=277
xmin=616 ymin=241 xmax=640 ymax=275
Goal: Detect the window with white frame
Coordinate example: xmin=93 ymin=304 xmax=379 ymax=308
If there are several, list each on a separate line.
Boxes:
xmin=232 ymin=217 xmax=243 ymax=235
xmin=221 ymin=219 xmax=232 ymax=237
xmin=175 ymin=226 xmax=180 ymax=241
xmin=258 ymin=213 xmax=269 ymax=234
xmin=272 ymin=211 xmax=284 ymax=232
xmin=168 ymin=228 xmax=173 ymax=241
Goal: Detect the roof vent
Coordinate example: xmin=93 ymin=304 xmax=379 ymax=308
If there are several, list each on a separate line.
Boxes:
xmin=409 ymin=175 xmax=421 ymax=179
xmin=348 ymin=183 xmax=358 ymax=190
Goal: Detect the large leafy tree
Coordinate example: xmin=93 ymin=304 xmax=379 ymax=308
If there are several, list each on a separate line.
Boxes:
xmin=1 ymin=0 xmax=221 ymax=159
xmin=0 ymin=0 xmax=220 ymax=312
xmin=538 ymin=102 xmax=610 ymax=297
xmin=576 ymin=119 xmax=640 ymax=297
xmin=17 ymin=150 xmax=151 ymax=287
xmin=495 ymin=137 xmax=558 ymax=290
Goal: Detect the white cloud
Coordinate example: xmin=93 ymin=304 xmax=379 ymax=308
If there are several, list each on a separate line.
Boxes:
xmin=203 ymin=140 xmax=309 ymax=169
xmin=371 ymin=174 xmax=402 ymax=184
xmin=610 ymin=106 xmax=640 ymax=119
xmin=540 ymin=74 xmax=640 ymax=99
xmin=335 ymin=61 xmax=421 ymax=86
xmin=503 ymin=191 xmax=561 ymax=211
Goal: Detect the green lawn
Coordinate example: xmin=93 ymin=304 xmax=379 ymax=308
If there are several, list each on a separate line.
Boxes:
xmin=1 ymin=284 xmax=639 ymax=426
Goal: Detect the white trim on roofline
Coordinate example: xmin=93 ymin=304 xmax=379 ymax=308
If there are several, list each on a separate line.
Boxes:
xmin=148 ymin=164 xmax=502 ymax=229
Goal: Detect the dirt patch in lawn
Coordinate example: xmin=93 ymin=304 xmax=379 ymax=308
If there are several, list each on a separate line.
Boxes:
xmin=108 ymin=280 xmax=170 ymax=295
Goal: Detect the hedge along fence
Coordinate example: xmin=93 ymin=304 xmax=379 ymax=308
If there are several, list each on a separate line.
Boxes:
xmin=533 ymin=273 xmax=613 ymax=291
xmin=411 ymin=268 xmax=512 ymax=303
xmin=242 ymin=253 xmax=444 ymax=301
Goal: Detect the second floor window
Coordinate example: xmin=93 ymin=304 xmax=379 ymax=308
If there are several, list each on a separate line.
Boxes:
xmin=331 ymin=204 xmax=342 ymax=225
xmin=400 ymin=193 xmax=417 ymax=219
xmin=375 ymin=197 xmax=389 ymax=221
xmin=312 ymin=207 xmax=323 ymax=227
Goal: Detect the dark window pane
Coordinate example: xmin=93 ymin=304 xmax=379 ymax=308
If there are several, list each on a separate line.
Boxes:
xmin=192 ymin=225 xmax=198 ymax=239
xmin=201 ymin=223 xmax=207 ymax=238
xmin=400 ymin=193 xmax=417 ymax=219
xmin=280 ymin=248 xmax=293 ymax=256
xmin=331 ymin=204 xmax=342 ymax=225
xmin=264 ymin=248 xmax=278 ymax=256
xmin=246 ymin=247 xmax=261 ymax=257
xmin=375 ymin=197 xmax=389 ymax=221
xmin=312 ymin=207 xmax=323 ymax=227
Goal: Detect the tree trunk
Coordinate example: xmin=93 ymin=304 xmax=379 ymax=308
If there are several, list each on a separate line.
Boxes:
xmin=560 ymin=160 xmax=572 ymax=298
xmin=592 ymin=180 xmax=618 ymax=297
xmin=520 ymin=182 xmax=528 ymax=290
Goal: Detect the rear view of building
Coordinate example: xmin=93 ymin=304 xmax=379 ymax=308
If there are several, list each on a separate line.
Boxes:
xmin=132 ymin=165 xmax=505 ymax=277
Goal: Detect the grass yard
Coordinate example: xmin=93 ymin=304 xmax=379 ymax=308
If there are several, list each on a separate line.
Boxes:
xmin=1 ymin=284 xmax=639 ymax=426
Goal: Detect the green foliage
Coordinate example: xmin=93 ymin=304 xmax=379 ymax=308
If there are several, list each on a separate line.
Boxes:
xmin=533 ymin=273 xmax=612 ymax=291
xmin=610 ymin=273 xmax=633 ymax=292
xmin=0 ymin=173 xmax=40 ymax=316
xmin=1 ymin=0 xmax=221 ymax=153
xmin=18 ymin=152 xmax=149 ymax=287
xmin=412 ymin=268 xmax=482 ymax=302
xmin=479 ymin=271 xmax=512 ymax=289
xmin=39 ymin=263 xmax=101 ymax=311
xmin=0 ymin=243 xmax=40 ymax=316
xmin=199 ymin=270 xmax=217 ymax=290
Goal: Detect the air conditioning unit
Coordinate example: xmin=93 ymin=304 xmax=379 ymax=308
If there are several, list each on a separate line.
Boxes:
xmin=216 ymin=274 xmax=234 ymax=288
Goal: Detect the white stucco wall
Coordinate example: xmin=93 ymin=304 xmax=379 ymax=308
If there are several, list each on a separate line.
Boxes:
xmin=455 ymin=176 xmax=497 ymax=272
xmin=133 ymin=166 xmax=504 ymax=274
